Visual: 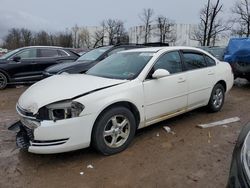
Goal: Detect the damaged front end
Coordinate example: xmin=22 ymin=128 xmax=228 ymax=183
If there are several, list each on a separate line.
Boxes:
xmin=8 ymin=121 xmax=34 ymax=150
xmin=9 ymin=100 xmax=84 ymax=151
xmin=8 ymin=105 xmax=39 ymax=150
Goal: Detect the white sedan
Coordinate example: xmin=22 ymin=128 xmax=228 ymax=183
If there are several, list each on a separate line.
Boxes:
xmin=9 ymin=47 xmax=234 ymax=155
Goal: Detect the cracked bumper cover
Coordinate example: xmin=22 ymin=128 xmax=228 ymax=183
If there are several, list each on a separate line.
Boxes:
xmin=8 ymin=114 xmax=95 ymax=154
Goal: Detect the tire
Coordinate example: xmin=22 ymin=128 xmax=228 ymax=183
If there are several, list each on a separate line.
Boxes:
xmin=207 ymin=83 xmax=225 ymax=112
xmin=92 ymin=106 xmax=136 ymax=155
xmin=0 ymin=72 xmax=8 ymax=89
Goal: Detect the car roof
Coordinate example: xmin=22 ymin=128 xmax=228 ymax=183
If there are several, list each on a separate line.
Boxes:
xmin=122 ymin=46 xmax=207 ymax=53
xmin=20 ymin=46 xmax=64 ymax=50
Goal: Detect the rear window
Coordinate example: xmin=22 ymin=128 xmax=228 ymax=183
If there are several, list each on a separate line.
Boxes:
xmin=38 ymin=49 xmax=59 ymax=58
xmin=58 ymin=50 xmax=68 ymax=57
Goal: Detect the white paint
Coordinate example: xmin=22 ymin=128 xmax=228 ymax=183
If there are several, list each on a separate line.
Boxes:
xmin=197 ymin=117 xmax=240 ymax=129
xmin=17 ymin=46 xmax=234 ymax=154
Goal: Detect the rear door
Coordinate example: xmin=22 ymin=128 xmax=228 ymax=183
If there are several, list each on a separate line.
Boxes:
xmin=33 ymin=48 xmax=61 ymax=74
xmin=181 ymin=50 xmax=216 ymax=110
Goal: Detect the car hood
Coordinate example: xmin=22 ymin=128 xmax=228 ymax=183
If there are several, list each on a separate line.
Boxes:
xmin=46 ymin=60 xmax=92 ymax=73
xmin=18 ymin=74 xmax=128 ymax=114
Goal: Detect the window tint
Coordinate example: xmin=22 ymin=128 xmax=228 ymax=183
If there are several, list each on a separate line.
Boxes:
xmin=108 ymin=48 xmax=126 ymax=56
xmin=153 ymin=51 xmax=182 ymax=74
xmin=183 ymin=52 xmax=206 ymax=70
xmin=58 ymin=50 xmax=68 ymax=57
xmin=205 ymin=55 xmax=216 ymax=66
xmin=17 ymin=49 xmax=37 ymax=59
xmin=87 ymin=52 xmax=153 ymax=80
xmin=38 ymin=49 xmax=59 ymax=58
xmin=78 ymin=46 xmax=112 ymax=61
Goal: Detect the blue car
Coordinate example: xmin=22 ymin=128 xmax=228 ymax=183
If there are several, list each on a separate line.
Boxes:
xmin=224 ymin=38 xmax=250 ymax=80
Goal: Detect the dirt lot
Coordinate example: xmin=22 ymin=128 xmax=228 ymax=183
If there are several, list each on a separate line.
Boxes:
xmin=0 ymin=80 xmax=249 ymax=188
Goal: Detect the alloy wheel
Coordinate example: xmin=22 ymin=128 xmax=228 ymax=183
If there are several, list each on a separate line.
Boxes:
xmin=212 ymin=88 xmax=223 ymax=109
xmin=0 ymin=73 xmax=7 ymax=89
xmin=103 ymin=115 xmax=131 ymax=148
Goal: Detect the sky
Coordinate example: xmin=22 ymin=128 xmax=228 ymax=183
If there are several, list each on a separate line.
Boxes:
xmin=0 ymin=0 xmax=236 ymax=42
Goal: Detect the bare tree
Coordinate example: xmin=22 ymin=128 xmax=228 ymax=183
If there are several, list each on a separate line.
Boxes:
xmin=156 ymin=15 xmax=176 ymax=43
xmin=93 ymin=22 xmax=105 ymax=48
xmin=34 ymin=31 xmax=50 ymax=45
xmin=139 ymin=8 xmax=154 ymax=43
xmin=57 ymin=32 xmax=73 ymax=47
xmin=103 ymin=19 xmax=125 ymax=45
xmin=3 ymin=28 xmax=22 ymax=49
xmin=231 ymin=0 xmax=250 ymax=37
xmin=192 ymin=0 xmax=227 ymax=46
xmin=78 ymin=28 xmax=92 ymax=48
xmin=72 ymin=24 xmax=79 ymax=48
xmin=20 ymin=28 xmax=33 ymax=46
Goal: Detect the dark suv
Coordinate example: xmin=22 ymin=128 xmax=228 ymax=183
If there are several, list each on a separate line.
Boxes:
xmin=0 ymin=46 xmax=79 ymax=89
xmin=43 ymin=44 xmax=166 ymax=76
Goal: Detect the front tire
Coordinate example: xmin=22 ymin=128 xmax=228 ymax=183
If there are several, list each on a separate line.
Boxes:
xmin=207 ymin=83 xmax=225 ymax=112
xmin=92 ymin=106 xmax=136 ymax=155
xmin=0 ymin=72 xmax=8 ymax=89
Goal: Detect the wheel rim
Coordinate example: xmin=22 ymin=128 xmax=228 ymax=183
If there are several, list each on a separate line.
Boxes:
xmin=103 ymin=115 xmax=131 ymax=148
xmin=212 ymin=88 xmax=223 ymax=109
xmin=0 ymin=73 xmax=7 ymax=88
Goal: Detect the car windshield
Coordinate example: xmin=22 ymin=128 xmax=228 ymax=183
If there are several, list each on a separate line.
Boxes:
xmin=87 ymin=52 xmax=154 ymax=80
xmin=0 ymin=49 xmax=20 ymax=59
xmin=77 ymin=46 xmax=112 ymax=61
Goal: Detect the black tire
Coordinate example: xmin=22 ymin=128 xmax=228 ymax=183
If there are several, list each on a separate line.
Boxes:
xmin=207 ymin=83 xmax=225 ymax=112
xmin=0 ymin=72 xmax=8 ymax=89
xmin=92 ymin=106 xmax=136 ymax=155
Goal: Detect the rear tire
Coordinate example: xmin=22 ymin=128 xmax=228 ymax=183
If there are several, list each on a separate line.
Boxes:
xmin=92 ymin=106 xmax=136 ymax=155
xmin=0 ymin=72 xmax=8 ymax=89
xmin=207 ymin=83 xmax=225 ymax=112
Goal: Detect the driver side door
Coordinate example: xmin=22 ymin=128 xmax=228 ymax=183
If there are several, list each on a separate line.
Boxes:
xmin=8 ymin=48 xmax=38 ymax=82
xmin=143 ymin=51 xmax=188 ymax=126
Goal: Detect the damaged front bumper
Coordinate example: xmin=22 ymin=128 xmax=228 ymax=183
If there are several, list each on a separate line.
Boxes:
xmin=8 ymin=121 xmax=34 ymax=150
xmin=8 ymin=113 xmax=95 ymax=154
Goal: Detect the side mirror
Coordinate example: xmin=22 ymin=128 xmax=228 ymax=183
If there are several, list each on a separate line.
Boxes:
xmin=13 ymin=56 xmax=21 ymax=62
xmin=152 ymin=69 xmax=170 ymax=79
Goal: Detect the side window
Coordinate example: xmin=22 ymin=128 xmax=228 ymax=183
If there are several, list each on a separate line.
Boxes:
xmin=38 ymin=49 xmax=59 ymax=58
xmin=108 ymin=48 xmax=126 ymax=56
xmin=205 ymin=55 xmax=216 ymax=66
xmin=153 ymin=51 xmax=182 ymax=74
xmin=182 ymin=52 xmax=207 ymax=70
xmin=16 ymin=49 xmax=37 ymax=59
xmin=58 ymin=50 xmax=69 ymax=57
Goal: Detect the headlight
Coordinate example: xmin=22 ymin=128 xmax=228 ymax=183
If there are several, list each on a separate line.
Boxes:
xmin=241 ymin=131 xmax=250 ymax=180
xmin=46 ymin=101 xmax=84 ymax=121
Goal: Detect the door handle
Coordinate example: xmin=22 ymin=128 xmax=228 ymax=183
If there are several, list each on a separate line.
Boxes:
xmin=178 ymin=77 xmax=186 ymax=83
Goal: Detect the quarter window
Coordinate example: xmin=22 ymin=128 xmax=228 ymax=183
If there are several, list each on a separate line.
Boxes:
xmin=58 ymin=50 xmax=68 ymax=57
xmin=205 ymin=55 xmax=216 ymax=66
xmin=182 ymin=52 xmax=207 ymax=70
xmin=38 ymin=49 xmax=59 ymax=58
xmin=153 ymin=51 xmax=182 ymax=74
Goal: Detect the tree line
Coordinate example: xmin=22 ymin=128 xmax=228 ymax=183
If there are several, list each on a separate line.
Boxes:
xmin=2 ymin=0 xmax=250 ymax=50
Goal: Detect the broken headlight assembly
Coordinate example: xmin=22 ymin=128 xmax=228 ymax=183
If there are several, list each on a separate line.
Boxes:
xmin=43 ymin=101 xmax=85 ymax=121
xmin=241 ymin=131 xmax=250 ymax=182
